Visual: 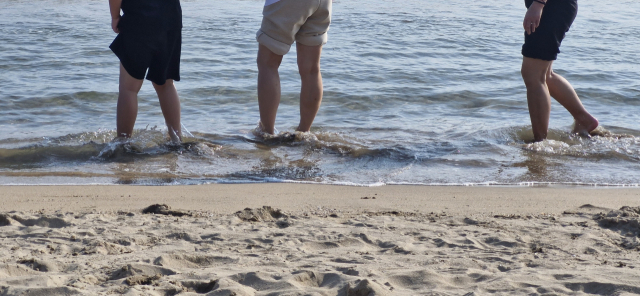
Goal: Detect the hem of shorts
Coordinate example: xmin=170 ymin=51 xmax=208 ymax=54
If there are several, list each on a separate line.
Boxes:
xmin=256 ymin=30 xmax=291 ymax=55
xmin=111 ymin=49 xmax=146 ymax=81
xmin=296 ymin=33 xmax=328 ymax=47
xmin=521 ymin=50 xmax=558 ymax=61
xmin=146 ymin=76 xmax=181 ymax=86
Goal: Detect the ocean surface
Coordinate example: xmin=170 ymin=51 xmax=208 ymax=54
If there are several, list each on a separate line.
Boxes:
xmin=0 ymin=0 xmax=639 ymax=186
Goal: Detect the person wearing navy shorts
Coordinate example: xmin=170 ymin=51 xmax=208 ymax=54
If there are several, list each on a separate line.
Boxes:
xmin=521 ymin=0 xmax=598 ymax=142
xmin=109 ymin=0 xmax=183 ymax=142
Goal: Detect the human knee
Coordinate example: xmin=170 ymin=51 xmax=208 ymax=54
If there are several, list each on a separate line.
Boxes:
xmin=119 ymin=84 xmax=140 ymax=96
xmin=119 ymin=78 xmax=142 ymax=94
xmin=521 ymin=66 xmax=546 ymax=86
xmin=257 ymin=50 xmax=282 ymax=70
xmin=298 ymin=59 xmax=320 ymax=77
xmin=257 ymin=56 xmax=281 ymax=71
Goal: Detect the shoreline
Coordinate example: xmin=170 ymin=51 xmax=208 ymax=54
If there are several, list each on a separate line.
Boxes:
xmin=2 ymin=184 xmax=638 ymax=215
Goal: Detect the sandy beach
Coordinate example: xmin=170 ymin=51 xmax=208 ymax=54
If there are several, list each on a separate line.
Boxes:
xmin=1 ymin=184 xmax=640 ymax=295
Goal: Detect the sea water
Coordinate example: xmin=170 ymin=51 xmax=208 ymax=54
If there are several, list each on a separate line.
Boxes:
xmin=0 ymin=0 xmax=639 ymax=186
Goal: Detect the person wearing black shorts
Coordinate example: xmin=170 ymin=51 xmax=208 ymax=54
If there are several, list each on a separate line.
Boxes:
xmin=521 ymin=0 xmax=598 ymax=142
xmin=109 ymin=0 xmax=183 ymax=142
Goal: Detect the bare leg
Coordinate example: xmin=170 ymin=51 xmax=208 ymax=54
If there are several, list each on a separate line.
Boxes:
xmin=257 ymin=44 xmax=284 ymax=135
xmin=521 ymin=57 xmax=552 ymax=142
xmin=296 ymin=43 xmax=323 ymax=133
xmin=117 ymin=63 xmax=144 ymax=138
xmin=522 ymin=57 xmax=598 ymax=141
xmin=546 ymin=68 xmax=598 ymax=136
xmin=153 ymin=79 xmax=182 ymax=142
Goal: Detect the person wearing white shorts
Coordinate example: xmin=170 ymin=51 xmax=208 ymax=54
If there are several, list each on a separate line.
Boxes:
xmin=255 ymin=0 xmax=332 ymax=135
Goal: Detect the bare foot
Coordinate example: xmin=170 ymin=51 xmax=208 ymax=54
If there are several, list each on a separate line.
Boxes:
xmin=168 ymin=127 xmax=181 ymax=144
xmin=111 ymin=135 xmax=129 ymax=143
xmin=572 ymin=114 xmax=599 ymax=137
xmin=252 ymin=121 xmax=275 ymax=138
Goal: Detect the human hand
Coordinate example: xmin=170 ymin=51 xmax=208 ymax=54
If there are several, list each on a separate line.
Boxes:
xmin=111 ymin=17 xmax=120 ymax=34
xmin=523 ymin=3 xmax=544 ymax=35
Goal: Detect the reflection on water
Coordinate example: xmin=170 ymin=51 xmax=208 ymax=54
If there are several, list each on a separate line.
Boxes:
xmin=513 ymin=153 xmax=554 ymax=182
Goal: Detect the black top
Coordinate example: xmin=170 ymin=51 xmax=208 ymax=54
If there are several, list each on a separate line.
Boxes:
xmin=119 ymin=0 xmax=182 ymax=33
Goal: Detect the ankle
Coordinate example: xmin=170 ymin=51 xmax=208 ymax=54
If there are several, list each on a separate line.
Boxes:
xmin=258 ymin=121 xmax=275 ymax=135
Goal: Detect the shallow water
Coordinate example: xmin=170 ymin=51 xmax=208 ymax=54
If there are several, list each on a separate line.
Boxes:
xmin=0 ymin=0 xmax=639 ymax=186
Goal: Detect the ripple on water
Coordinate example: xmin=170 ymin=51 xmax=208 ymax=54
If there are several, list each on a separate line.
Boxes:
xmin=0 ymin=0 xmax=639 ymax=185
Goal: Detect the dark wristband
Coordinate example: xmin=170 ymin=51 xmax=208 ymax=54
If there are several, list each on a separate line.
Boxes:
xmin=533 ymin=0 xmax=546 ymax=5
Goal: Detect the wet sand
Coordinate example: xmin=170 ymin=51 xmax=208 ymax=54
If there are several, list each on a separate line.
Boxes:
xmin=2 ymin=184 xmax=639 ymax=215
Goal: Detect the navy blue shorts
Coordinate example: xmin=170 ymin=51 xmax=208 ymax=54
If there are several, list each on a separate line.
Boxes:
xmin=110 ymin=28 xmax=181 ymax=85
xmin=522 ymin=0 xmax=577 ymax=61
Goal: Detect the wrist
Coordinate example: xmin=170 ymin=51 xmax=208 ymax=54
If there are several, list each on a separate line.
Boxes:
xmin=112 ymin=16 xmax=121 ymax=20
xmin=529 ymin=2 xmax=544 ymax=10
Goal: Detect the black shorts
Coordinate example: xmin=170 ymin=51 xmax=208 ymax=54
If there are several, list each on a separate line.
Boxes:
xmin=522 ymin=0 xmax=577 ymax=61
xmin=110 ymin=28 xmax=181 ymax=85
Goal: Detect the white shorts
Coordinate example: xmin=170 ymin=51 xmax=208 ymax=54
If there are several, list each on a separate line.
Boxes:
xmin=256 ymin=0 xmax=332 ymax=55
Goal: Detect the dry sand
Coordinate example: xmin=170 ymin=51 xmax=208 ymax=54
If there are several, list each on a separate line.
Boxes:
xmin=1 ymin=184 xmax=639 ymax=295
